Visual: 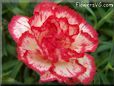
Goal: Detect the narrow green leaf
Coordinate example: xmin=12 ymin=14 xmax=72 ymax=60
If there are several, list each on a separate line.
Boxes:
xmin=1 ymin=71 xmax=12 ymax=78
xmin=2 ymin=33 xmax=7 ymax=56
xmin=24 ymin=77 xmax=34 ymax=84
xmin=24 ymin=67 xmax=29 ymax=83
xmin=99 ymin=29 xmax=113 ymax=37
xmin=2 ymin=77 xmax=22 ymax=84
xmin=93 ymin=72 xmax=101 ymax=84
xmin=108 ymin=36 xmax=114 ymax=66
xmin=100 ymin=72 xmax=109 ymax=84
xmin=97 ymin=8 xmax=105 ymax=17
xmin=84 ymin=7 xmax=97 ymax=26
xmin=96 ymin=43 xmax=113 ymax=53
xmin=53 ymin=0 xmax=63 ymax=3
xmin=6 ymin=44 xmax=16 ymax=56
xmin=10 ymin=61 xmax=23 ymax=79
xmin=95 ymin=8 xmax=114 ymax=29
xmin=19 ymin=0 xmax=29 ymax=9
xmin=3 ymin=60 xmax=19 ymax=71
xmin=11 ymin=7 xmax=25 ymax=15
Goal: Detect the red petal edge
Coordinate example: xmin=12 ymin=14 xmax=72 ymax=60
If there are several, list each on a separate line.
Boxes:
xmin=34 ymin=2 xmax=57 ymax=14
xmin=8 ymin=15 xmax=30 ymax=42
xmin=77 ymin=54 xmax=96 ymax=84
xmin=71 ymin=30 xmax=98 ymax=53
xmin=17 ymin=32 xmax=52 ymax=74
xmin=51 ymin=59 xmax=85 ymax=80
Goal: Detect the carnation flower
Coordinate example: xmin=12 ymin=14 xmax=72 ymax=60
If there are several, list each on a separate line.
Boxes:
xmin=8 ymin=2 xmax=98 ymax=85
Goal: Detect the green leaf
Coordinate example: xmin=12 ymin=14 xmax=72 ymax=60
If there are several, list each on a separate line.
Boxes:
xmin=24 ymin=77 xmax=35 ymax=84
xmin=2 ymin=77 xmax=22 ymax=84
xmin=84 ymin=7 xmax=97 ymax=26
xmin=24 ymin=67 xmax=29 ymax=83
xmin=108 ymin=37 xmax=114 ymax=66
xmin=6 ymin=44 xmax=16 ymax=56
xmin=1 ymin=71 xmax=12 ymax=78
xmin=2 ymin=33 xmax=7 ymax=56
xmin=96 ymin=57 xmax=108 ymax=68
xmin=96 ymin=42 xmax=113 ymax=53
xmin=11 ymin=7 xmax=25 ymax=15
xmin=53 ymin=0 xmax=63 ymax=3
xmin=10 ymin=61 xmax=23 ymax=79
xmin=19 ymin=0 xmax=29 ymax=9
xmin=3 ymin=60 xmax=19 ymax=71
xmin=100 ymin=72 xmax=109 ymax=84
xmin=95 ymin=8 xmax=114 ymax=29
xmin=97 ymin=8 xmax=105 ymax=17
xmin=93 ymin=72 xmax=101 ymax=84
xmin=99 ymin=29 xmax=113 ymax=37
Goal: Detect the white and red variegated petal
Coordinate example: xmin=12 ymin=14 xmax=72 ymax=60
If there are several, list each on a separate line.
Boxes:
xmin=17 ymin=32 xmax=52 ymax=73
xmin=55 ymin=5 xmax=85 ymax=25
xmin=39 ymin=71 xmax=57 ymax=83
xmin=53 ymin=59 xmax=85 ymax=78
xmin=29 ymin=11 xmax=52 ymax=27
xmin=39 ymin=71 xmax=65 ymax=83
xmin=30 ymin=2 xmax=57 ymax=27
xmin=25 ymin=51 xmax=52 ymax=74
xmin=17 ymin=32 xmax=42 ymax=62
xmin=79 ymin=22 xmax=98 ymax=38
xmin=68 ymin=24 xmax=79 ymax=36
xmin=63 ymin=77 xmax=80 ymax=85
xmin=71 ymin=31 xmax=98 ymax=53
xmin=8 ymin=15 xmax=30 ymax=42
xmin=58 ymin=18 xmax=69 ymax=32
xmin=77 ymin=54 xmax=96 ymax=84
xmin=34 ymin=2 xmax=57 ymax=14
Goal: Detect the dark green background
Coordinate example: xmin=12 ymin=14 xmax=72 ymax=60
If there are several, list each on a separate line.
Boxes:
xmin=2 ymin=0 xmax=114 ymax=85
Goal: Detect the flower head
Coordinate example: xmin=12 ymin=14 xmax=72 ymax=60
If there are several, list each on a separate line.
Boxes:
xmin=8 ymin=2 xmax=98 ymax=85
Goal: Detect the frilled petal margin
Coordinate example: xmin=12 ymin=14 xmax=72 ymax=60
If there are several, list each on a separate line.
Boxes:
xmin=29 ymin=2 xmax=57 ymax=27
xmin=39 ymin=71 xmax=57 ymax=83
xmin=71 ymin=31 xmax=98 ymax=53
xmin=77 ymin=54 xmax=96 ymax=84
xmin=17 ymin=31 xmax=96 ymax=84
xmin=17 ymin=32 xmax=52 ymax=74
xmin=30 ymin=2 xmax=98 ymax=53
xmin=52 ymin=59 xmax=85 ymax=78
xmin=39 ymin=54 xmax=96 ymax=85
xmin=8 ymin=16 xmax=30 ymax=42
xmin=54 ymin=5 xmax=85 ymax=25
xmin=29 ymin=2 xmax=85 ymax=27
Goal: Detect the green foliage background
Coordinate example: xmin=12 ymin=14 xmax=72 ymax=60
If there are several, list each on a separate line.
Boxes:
xmin=2 ymin=0 xmax=114 ymax=85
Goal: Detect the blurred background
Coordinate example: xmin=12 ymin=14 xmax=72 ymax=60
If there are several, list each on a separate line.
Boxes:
xmin=2 ymin=0 xmax=114 ymax=85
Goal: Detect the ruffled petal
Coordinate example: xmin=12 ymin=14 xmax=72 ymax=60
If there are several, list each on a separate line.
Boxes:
xmin=58 ymin=18 xmax=69 ymax=32
xmin=39 ymin=71 xmax=65 ymax=83
xmin=77 ymin=54 xmax=96 ymax=84
xmin=29 ymin=2 xmax=57 ymax=27
xmin=17 ymin=32 xmax=52 ymax=73
xmin=53 ymin=59 xmax=85 ymax=78
xmin=55 ymin=5 xmax=85 ymax=25
xmin=68 ymin=24 xmax=79 ymax=36
xmin=8 ymin=16 xmax=30 ymax=42
xmin=39 ymin=71 xmax=56 ymax=82
xmin=34 ymin=2 xmax=57 ymax=14
xmin=52 ymin=54 xmax=96 ymax=85
xmin=17 ymin=32 xmax=39 ymax=61
xmin=71 ymin=31 xmax=98 ymax=53
xmin=79 ymin=23 xmax=98 ymax=38
xmin=25 ymin=51 xmax=52 ymax=74
xmin=63 ymin=77 xmax=80 ymax=85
